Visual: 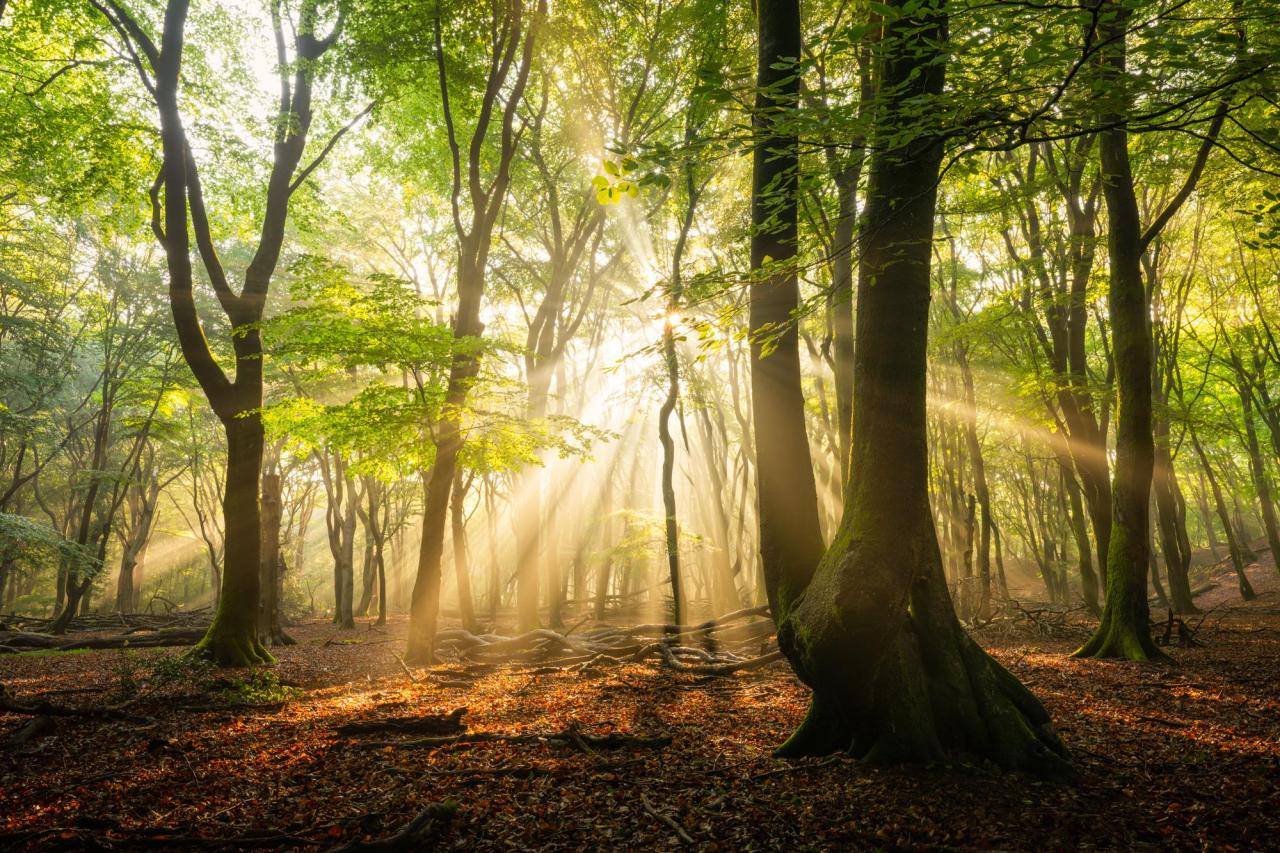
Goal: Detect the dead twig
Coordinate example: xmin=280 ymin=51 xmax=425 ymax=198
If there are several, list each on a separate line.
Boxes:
xmin=640 ymin=791 xmax=694 ymax=845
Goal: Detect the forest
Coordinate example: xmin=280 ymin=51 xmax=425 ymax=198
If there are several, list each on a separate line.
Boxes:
xmin=2 ymin=0 xmax=1279 ymax=848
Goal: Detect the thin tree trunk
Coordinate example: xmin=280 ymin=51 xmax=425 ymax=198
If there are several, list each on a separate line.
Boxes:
xmin=451 ymin=468 xmax=477 ymax=632
xmin=749 ymin=0 xmax=825 ymax=620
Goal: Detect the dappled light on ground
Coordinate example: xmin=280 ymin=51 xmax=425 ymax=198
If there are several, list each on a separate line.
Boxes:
xmin=6 ymin=586 xmax=1280 ymax=849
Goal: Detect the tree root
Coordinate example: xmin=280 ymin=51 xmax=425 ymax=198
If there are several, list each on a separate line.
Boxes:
xmin=358 ymin=724 xmax=672 ymax=753
xmin=640 ymin=791 xmax=694 ymax=845
xmin=189 ymin=625 xmax=276 ymax=667
xmin=429 ymin=609 xmax=782 ymax=675
xmin=0 ymin=683 xmax=151 ymax=722
xmin=326 ymin=801 xmax=459 ymax=853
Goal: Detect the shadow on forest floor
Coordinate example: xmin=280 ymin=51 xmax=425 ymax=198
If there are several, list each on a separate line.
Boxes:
xmin=2 ymin=568 xmax=1280 ymax=851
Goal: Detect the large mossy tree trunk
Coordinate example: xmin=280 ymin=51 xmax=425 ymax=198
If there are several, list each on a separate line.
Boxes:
xmin=754 ymin=0 xmax=1069 ymax=776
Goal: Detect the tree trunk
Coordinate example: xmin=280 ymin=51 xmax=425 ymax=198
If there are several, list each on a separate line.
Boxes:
xmin=749 ymin=0 xmax=825 ymax=620
xmin=658 ymin=325 xmax=684 ymax=628
xmin=192 ymin=415 xmax=272 ymax=665
xmin=1153 ymin=419 xmax=1197 ymax=612
xmin=761 ymin=0 xmax=1068 ymax=775
xmin=1240 ymin=388 xmax=1280 ymax=571
xmin=1190 ymin=429 xmax=1255 ymax=600
xmin=258 ymin=471 xmax=293 ymax=645
xmin=515 ymin=467 xmax=542 ymax=631
xmin=831 ymin=172 xmax=856 ymax=485
xmin=957 ymin=350 xmax=993 ymax=619
xmin=1056 ymin=444 xmax=1099 ymax=614
xmin=993 ymin=523 xmax=1009 ymax=600
xmin=1076 ymin=0 xmax=1162 ymax=661
xmin=1193 ymin=472 xmax=1222 ymax=559
xmin=451 ymin=468 xmax=477 ymax=632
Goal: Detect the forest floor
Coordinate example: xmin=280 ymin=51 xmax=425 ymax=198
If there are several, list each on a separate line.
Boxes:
xmin=2 ymin=554 xmax=1279 ymax=851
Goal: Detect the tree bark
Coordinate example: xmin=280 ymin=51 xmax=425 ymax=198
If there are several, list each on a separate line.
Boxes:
xmin=1240 ymin=386 xmax=1280 ymax=572
xmin=258 ymin=470 xmax=293 ymax=644
xmin=749 ymin=0 xmax=825 ymax=621
xmin=1076 ymin=0 xmax=1163 ymax=661
xmin=1190 ymin=428 xmax=1255 ymax=600
xmin=405 ymin=0 xmax=542 ymax=664
xmin=762 ymin=0 xmax=1068 ymax=775
xmin=451 ymin=468 xmax=477 ymax=632
xmin=1152 ymin=422 xmax=1197 ymax=613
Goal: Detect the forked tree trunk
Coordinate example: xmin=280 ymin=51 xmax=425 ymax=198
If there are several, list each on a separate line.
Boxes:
xmin=1153 ymin=419 xmax=1197 ymax=613
xmin=405 ymin=0 xmax=542 ymax=664
xmin=1190 ymin=429 xmax=1255 ymax=600
xmin=90 ymin=0 xmax=339 ymax=665
xmin=756 ymin=0 xmax=1068 ymax=775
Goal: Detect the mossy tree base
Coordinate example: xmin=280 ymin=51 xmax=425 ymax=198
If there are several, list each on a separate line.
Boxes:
xmin=1074 ymin=517 xmax=1170 ymax=662
xmin=1073 ymin=612 xmax=1170 ymax=662
xmin=776 ymin=537 xmax=1073 ymax=780
xmin=189 ymin=618 xmax=276 ymax=667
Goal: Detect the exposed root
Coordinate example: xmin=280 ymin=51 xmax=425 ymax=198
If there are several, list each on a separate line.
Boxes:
xmin=1074 ymin=609 xmax=1171 ymax=662
xmin=0 ymin=683 xmax=148 ymax=722
xmin=326 ymin=800 xmax=459 ymax=852
xmin=428 ymin=608 xmax=781 ymax=675
xmin=357 ymin=724 xmax=672 ymax=752
xmin=189 ymin=626 xmax=276 ymax=668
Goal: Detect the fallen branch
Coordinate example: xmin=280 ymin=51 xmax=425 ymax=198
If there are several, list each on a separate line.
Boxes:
xmin=336 ymin=707 xmax=466 ymax=737
xmin=0 ymin=627 xmax=206 ymax=654
xmin=0 ymin=684 xmax=148 ymax=722
xmin=6 ymin=715 xmax=54 ymax=750
xmin=640 ymin=791 xmax=694 ymax=845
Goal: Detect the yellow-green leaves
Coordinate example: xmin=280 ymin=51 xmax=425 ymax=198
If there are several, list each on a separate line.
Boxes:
xmin=593 ymin=160 xmax=641 ymax=206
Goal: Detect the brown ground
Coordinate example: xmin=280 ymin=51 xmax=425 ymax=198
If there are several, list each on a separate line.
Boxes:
xmin=2 ymin=556 xmax=1279 ymax=852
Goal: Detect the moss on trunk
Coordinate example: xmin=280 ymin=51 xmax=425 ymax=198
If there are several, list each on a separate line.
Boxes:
xmin=752 ymin=0 xmax=1070 ymax=778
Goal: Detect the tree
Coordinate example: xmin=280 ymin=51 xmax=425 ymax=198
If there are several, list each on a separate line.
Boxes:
xmin=749 ymin=0 xmax=824 ymax=625
xmin=1077 ymin=0 xmax=1229 ymax=661
xmin=91 ymin=0 xmax=352 ymax=664
xmin=397 ymin=0 xmax=545 ymax=664
xmin=761 ymin=0 xmax=1070 ymax=774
